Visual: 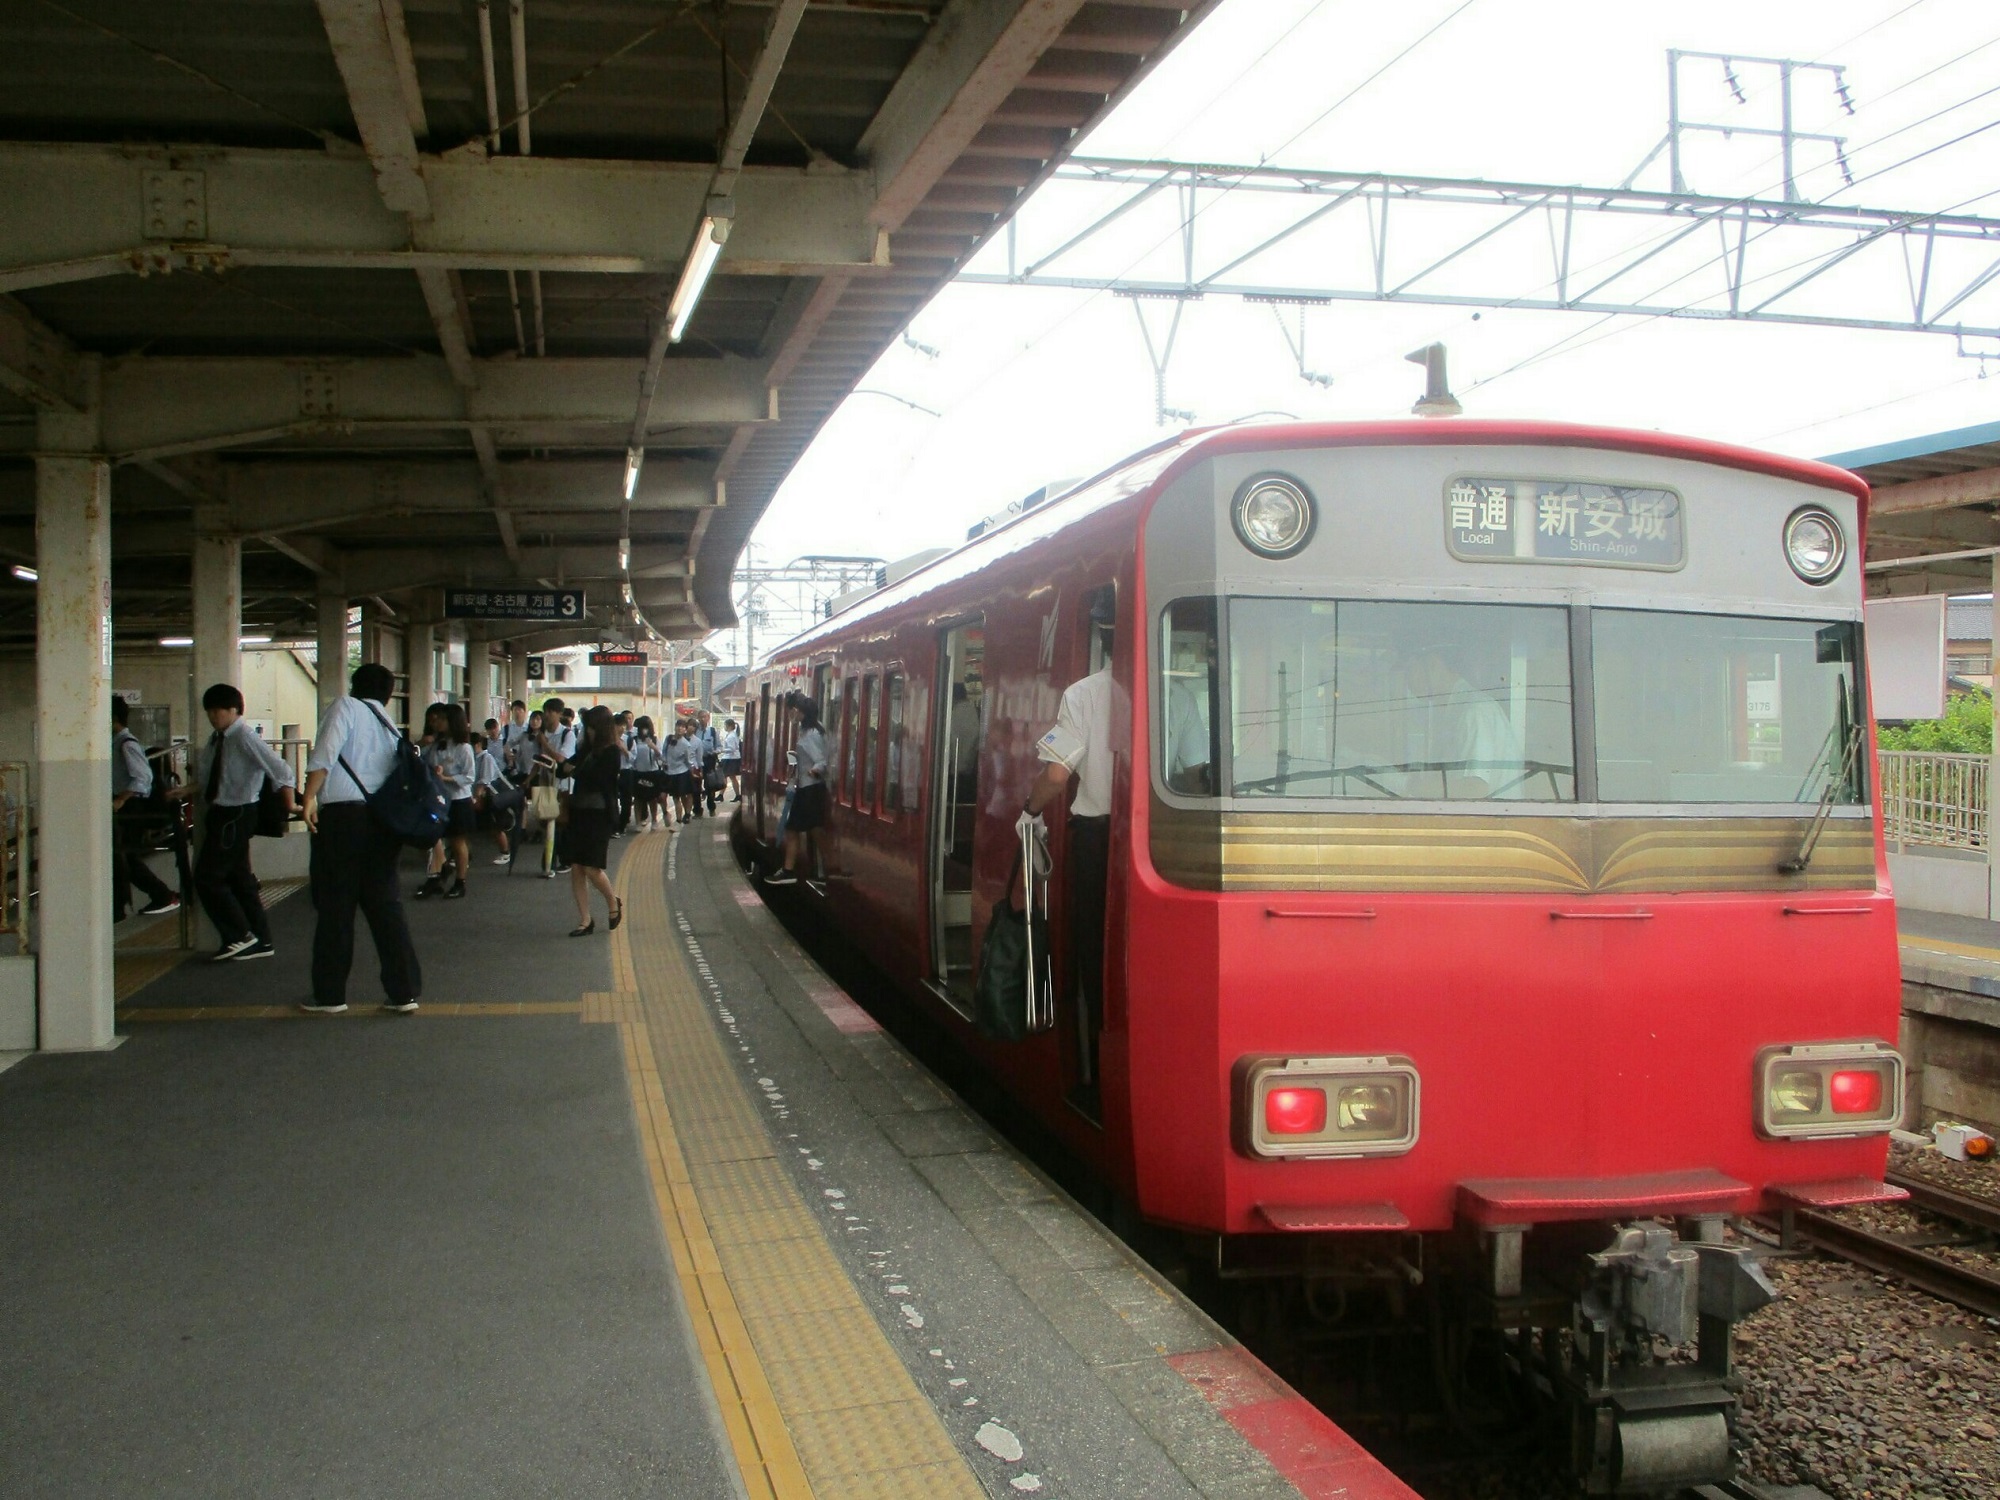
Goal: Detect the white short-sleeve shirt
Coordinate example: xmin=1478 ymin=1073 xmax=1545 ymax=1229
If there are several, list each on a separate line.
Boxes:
xmin=308 ymin=696 xmax=402 ymax=804
xmin=1036 ymin=666 xmax=1115 ymax=818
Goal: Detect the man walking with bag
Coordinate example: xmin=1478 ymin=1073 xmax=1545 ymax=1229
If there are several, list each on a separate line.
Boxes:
xmin=169 ymin=683 xmax=294 ymax=961
xmin=299 ymin=663 xmax=423 ymax=1014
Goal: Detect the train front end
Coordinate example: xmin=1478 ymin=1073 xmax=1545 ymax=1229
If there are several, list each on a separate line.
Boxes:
xmin=1125 ymin=421 xmax=1901 ymax=1494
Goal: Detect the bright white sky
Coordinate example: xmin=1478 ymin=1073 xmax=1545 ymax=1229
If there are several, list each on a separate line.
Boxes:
xmin=717 ymin=0 xmax=2000 ymax=658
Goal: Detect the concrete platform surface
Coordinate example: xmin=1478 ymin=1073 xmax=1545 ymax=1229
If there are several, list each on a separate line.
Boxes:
xmin=0 ymin=820 xmax=1415 ymax=1499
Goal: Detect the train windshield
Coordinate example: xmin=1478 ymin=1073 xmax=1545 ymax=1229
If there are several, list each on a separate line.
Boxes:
xmin=1221 ymin=599 xmax=1576 ymax=801
xmin=1593 ymin=610 xmax=1865 ymax=804
xmin=1164 ymin=600 xmax=1867 ymax=807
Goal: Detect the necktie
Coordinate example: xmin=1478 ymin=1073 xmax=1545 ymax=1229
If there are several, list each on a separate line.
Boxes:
xmin=205 ymin=730 xmax=225 ymax=803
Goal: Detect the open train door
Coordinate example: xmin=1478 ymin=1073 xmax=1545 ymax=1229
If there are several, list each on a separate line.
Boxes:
xmin=927 ymin=618 xmax=985 ymax=1015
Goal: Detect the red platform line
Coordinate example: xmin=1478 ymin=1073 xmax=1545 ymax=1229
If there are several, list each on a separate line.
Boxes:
xmin=803 ymin=982 xmax=880 ymax=1035
xmin=1168 ymin=1347 xmax=1421 ymax=1499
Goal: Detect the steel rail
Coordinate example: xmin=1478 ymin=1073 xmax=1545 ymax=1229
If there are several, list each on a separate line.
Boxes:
xmin=1885 ymin=1170 xmax=2000 ymax=1236
xmin=1780 ymin=1202 xmax=2000 ymax=1320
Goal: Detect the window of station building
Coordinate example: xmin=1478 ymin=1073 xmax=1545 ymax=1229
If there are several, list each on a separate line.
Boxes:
xmin=1593 ymin=611 xmax=1866 ymax=805
xmin=1228 ymin=599 xmax=1576 ymax=801
xmin=862 ymin=674 xmax=881 ymax=810
xmin=1159 ymin=600 xmax=1220 ymax=797
xmin=884 ymin=672 xmax=906 ymax=813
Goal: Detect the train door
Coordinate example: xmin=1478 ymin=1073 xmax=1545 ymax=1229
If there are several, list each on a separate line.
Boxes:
xmin=927 ymin=619 xmax=985 ymax=1014
xmin=753 ymin=682 xmax=771 ymax=832
xmin=1054 ymin=583 xmax=1117 ymax=1117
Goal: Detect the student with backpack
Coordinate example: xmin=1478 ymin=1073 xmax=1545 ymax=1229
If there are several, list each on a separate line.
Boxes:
xmin=299 ymin=663 xmax=425 ymax=1015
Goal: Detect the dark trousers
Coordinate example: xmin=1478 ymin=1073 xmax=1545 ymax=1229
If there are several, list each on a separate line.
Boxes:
xmin=1066 ymin=814 xmax=1110 ymax=1086
xmin=195 ymin=803 xmax=268 ymax=945
xmin=113 ymin=814 xmax=174 ymax=916
xmin=310 ymin=803 xmax=422 ymax=1005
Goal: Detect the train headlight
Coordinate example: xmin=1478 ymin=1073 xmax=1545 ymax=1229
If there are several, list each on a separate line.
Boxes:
xmin=1231 ymin=473 xmax=1318 ymax=560
xmin=1237 ymin=1055 xmax=1419 ymax=1158
xmin=1783 ymin=506 xmax=1846 ymax=585
xmin=1756 ymin=1042 xmax=1902 ymax=1138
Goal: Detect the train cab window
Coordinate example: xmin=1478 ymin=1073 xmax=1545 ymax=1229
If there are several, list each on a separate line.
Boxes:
xmin=1592 ymin=611 xmax=1866 ymax=804
xmin=1160 ymin=599 xmax=1219 ymax=796
xmin=1229 ymin=599 xmax=1575 ymax=801
xmin=884 ymin=672 xmax=905 ymax=812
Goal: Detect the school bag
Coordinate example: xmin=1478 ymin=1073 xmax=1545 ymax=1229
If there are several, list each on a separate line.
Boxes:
xmin=339 ymin=701 xmax=450 ymax=849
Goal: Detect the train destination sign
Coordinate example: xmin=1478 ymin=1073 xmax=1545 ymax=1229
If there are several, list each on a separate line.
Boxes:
xmin=1443 ymin=478 xmax=1684 ymax=569
xmin=444 ymin=588 xmax=585 ymax=621
xmin=589 ymin=649 xmax=648 ymax=666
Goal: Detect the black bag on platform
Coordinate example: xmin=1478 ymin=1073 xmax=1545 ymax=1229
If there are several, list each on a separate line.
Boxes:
xmin=973 ymin=850 xmax=1047 ymax=1043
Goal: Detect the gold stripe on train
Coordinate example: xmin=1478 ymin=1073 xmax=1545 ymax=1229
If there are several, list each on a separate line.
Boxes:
xmin=1149 ymin=801 xmax=1876 ymax=894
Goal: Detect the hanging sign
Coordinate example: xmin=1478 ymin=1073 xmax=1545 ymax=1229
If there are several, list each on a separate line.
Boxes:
xmin=590 ymin=649 xmax=648 ymax=667
xmin=444 ymin=588 xmax=585 ymax=621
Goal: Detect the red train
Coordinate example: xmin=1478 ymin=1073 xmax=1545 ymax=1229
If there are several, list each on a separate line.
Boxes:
xmin=735 ymin=419 xmax=1904 ymax=1493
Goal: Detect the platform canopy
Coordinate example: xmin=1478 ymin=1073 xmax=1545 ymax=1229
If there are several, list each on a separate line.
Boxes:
xmin=1835 ymin=419 xmax=2000 ymax=597
xmin=0 ymin=0 xmax=1214 ymax=649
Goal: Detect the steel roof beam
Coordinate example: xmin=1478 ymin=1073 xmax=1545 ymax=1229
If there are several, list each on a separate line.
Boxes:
xmin=1869 ymin=465 xmax=2000 ymax=516
xmin=95 ymin=357 xmax=773 ymax=463
xmin=314 ymin=0 xmax=432 ymax=218
xmin=0 ymin=146 xmax=883 ymax=293
xmin=861 ymin=0 xmax=1090 ymax=233
xmin=0 ymin=294 xmax=85 ymax=413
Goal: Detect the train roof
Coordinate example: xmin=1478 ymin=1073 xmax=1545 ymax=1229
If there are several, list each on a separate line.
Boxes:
xmin=762 ymin=418 xmax=1871 ymax=663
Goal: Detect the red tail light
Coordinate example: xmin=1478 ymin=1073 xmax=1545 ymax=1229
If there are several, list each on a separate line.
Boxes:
xmin=1265 ymin=1087 xmax=1328 ymax=1135
xmin=1829 ymin=1069 xmax=1884 ymax=1114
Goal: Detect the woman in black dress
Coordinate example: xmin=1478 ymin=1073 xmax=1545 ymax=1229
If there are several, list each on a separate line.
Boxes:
xmin=557 ymin=705 xmax=624 ymax=936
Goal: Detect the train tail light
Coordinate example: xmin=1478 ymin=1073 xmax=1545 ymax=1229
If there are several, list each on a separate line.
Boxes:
xmin=1238 ymin=1056 xmax=1420 ymax=1159
xmin=1755 ymin=1042 xmax=1902 ymax=1139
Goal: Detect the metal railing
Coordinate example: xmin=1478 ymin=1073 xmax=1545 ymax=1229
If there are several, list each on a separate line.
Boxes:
xmin=1879 ymin=750 xmax=1989 ymax=851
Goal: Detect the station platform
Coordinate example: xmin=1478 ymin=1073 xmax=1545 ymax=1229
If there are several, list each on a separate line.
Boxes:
xmin=0 ymin=822 xmax=1415 ymax=1500
xmin=1897 ymin=908 xmax=2000 ymax=1132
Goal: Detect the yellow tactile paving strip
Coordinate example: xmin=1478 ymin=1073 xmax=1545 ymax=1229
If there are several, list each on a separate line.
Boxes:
xmin=1899 ymin=930 xmax=2000 ymax=963
xmin=602 ymin=831 xmax=984 ymax=1500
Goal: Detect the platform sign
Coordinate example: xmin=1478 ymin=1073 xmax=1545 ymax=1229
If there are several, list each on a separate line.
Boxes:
xmin=525 ymin=655 xmax=546 ymax=680
xmin=1445 ymin=478 xmax=1684 ymax=570
xmin=590 ymin=649 xmax=647 ymax=667
xmin=444 ymin=588 xmax=584 ymax=621
xmin=1864 ymin=594 xmax=1946 ymax=721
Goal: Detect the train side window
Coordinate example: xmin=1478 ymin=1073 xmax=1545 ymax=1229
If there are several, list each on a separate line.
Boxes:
xmin=854 ymin=675 xmax=873 ymax=807
xmin=1160 ymin=598 xmax=1219 ymax=796
xmin=862 ymin=673 xmax=881 ymax=811
xmin=883 ymin=672 xmax=904 ymax=814
xmin=842 ymin=676 xmax=863 ymax=804
xmin=827 ymin=675 xmax=846 ymax=803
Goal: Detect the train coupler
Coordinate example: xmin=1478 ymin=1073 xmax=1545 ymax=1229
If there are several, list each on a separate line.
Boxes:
xmin=1565 ymin=1223 xmax=1777 ymax=1494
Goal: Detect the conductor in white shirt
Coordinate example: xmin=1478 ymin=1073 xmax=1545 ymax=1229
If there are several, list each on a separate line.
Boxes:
xmin=1024 ymin=588 xmax=1118 ymax=1109
xmin=298 ymin=663 xmax=423 ymax=1014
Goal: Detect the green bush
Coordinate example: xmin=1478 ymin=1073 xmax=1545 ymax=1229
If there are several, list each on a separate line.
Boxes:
xmin=1878 ymin=687 xmax=1994 ymax=754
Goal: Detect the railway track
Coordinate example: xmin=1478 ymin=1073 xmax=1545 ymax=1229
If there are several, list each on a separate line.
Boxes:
xmin=1775 ymin=1176 xmax=2000 ymax=1321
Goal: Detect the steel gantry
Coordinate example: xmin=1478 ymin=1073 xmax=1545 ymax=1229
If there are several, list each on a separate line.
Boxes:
xmin=959 ymin=157 xmax=2000 ymax=342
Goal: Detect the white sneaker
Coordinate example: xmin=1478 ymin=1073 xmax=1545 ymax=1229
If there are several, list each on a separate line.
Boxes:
xmin=492 ymin=854 xmax=511 ymax=866
xmin=297 ymin=999 xmax=347 ymax=1014
xmin=210 ymin=937 xmax=258 ymax=963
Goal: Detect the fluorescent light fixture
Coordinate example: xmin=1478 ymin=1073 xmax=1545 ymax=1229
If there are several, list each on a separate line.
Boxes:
xmin=667 ymin=213 xmax=730 ymax=343
xmin=618 ymin=539 xmax=631 ymax=571
xmin=160 ymin=636 xmax=193 ymax=648
xmin=240 ymin=634 xmax=271 ymax=645
xmin=11 ymin=565 xmax=36 ymax=582
xmin=622 ymin=447 xmax=642 ymax=500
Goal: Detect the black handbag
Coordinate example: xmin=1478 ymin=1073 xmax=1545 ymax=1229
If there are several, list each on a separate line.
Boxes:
xmin=973 ymin=849 xmax=1048 ymax=1043
xmin=254 ymin=779 xmax=291 ymax=838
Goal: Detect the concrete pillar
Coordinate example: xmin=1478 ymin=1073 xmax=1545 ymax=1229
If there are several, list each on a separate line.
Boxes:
xmin=316 ymin=583 xmax=348 ymax=719
xmin=189 ymin=518 xmax=241 ymax=724
xmin=359 ymin=599 xmax=384 ymax=666
xmin=407 ymin=619 xmax=436 ymax=734
xmin=35 ymin=357 xmax=116 ymax=1051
